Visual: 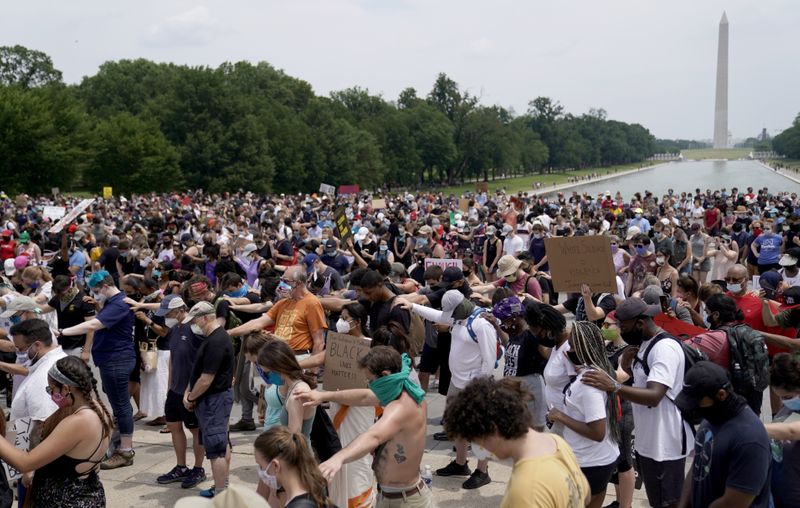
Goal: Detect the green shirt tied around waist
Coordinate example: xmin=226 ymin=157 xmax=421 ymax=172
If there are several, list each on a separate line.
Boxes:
xmin=368 ymin=353 xmax=426 ymax=406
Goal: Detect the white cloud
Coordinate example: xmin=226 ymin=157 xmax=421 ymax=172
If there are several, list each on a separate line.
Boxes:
xmin=143 ymin=5 xmax=219 ymax=47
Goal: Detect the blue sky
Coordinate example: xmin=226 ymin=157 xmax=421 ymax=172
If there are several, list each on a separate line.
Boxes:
xmin=4 ymin=0 xmax=798 ymax=140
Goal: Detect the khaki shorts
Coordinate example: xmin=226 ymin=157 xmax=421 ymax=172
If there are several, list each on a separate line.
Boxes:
xmin=376 ymin=484 xmax=436 ymax=508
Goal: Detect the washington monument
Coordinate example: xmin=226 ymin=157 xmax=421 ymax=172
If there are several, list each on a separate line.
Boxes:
xmin=713 ymin=12 xmax=729 ymax=149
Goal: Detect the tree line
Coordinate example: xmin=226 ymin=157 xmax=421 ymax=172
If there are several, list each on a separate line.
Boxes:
xmin=1 ymin=45 xmax=659 ymax=195
xmin=773 ymin=114 xmax=800 ymax=159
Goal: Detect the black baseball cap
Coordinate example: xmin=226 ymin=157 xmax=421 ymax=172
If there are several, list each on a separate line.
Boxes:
xmin=614 ymin=297 xmax=660 ymax=322
xmin=674 ymin=361 xmax=731 ymax=412
xmin=323 ymin=238 xmax=337 ymax=253
xmin=783 ymin=286 xmax=800 ymax=306
xmin=438 ymin=266 xmax=465 ymax=288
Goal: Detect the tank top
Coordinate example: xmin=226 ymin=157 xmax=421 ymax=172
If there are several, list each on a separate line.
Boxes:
xmin=36 ymin=408 xmax=106 ymax=480
xmin=690 ymin=234 xmax=706 ymax=258
xmin=277 ymin=381 xmax=315 ymax=442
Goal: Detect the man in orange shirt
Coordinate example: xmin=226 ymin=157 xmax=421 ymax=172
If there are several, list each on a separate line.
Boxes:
xmin=228 ymin=265 xmax=326 ymax=357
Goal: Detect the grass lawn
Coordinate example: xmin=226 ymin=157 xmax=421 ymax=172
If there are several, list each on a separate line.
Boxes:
xmin=437 ymin=161 xmax=652 ymax=196
xmin=769 ymin=159 xmax=800 ymax=170
xmin=681 ymin=148 xmax=750 ymax=160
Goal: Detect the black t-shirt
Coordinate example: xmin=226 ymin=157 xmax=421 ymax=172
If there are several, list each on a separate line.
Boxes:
xmin=216 ymin=293 xmax=261 ymax=324
xmin=168 ymin=323 xmax=204 ymax=394
xmin=49 ymin=254 xmax=71 ymax=279
xmin=409 ymin=262 xmax=426 ymax=285
xmin=98 ymin=247 xmax=120 ymax=276
xmin=359 ymin=297 xmax=411 ymax=336
xmin=190 ymin=327 xmax=234 ymax=397
xmin=562 ymin=293 xmax=617 ymax=326
xmin=48 ymin=290 xmax=96 ymax=350
xmin=285 ymin=493 xmax=331 ymax=508
xmin=503 ymin=330 xmax=548 ymax=377
xmin=133 ymin=307 xmax=169 ymax=350
xmin=691 ymin=405 xmax=771 ymax=508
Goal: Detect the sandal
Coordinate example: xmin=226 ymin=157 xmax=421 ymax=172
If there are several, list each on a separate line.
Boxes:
xmin=146 ymin=416 xmax=166 ymax=426
xmin=133 ymin=412 xmax=147 ymax=422
xmin=159 ymin=425 xmax=171 ymax=434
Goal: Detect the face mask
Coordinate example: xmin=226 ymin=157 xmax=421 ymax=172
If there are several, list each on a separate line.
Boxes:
xmin=635 ymin=246 xmax=648 ymax=256
xmin=26 ymin=344 xmax=40 ymax=365
xmin=654 ymin=232 xmax=663 ymax=239
xmin=505 ymin=273 xmax=518 ymax=283
xmin=92 ymin=290 xmax=107 ymax=304
xmin=635 ymin=213 xmax=642 ymax=219
xmin=225 ymin=286 xmax=247 ymax=298
xmin=698 ymin=395 xmax=743 ymax=426
xmin=139 ymin=258 xmax=151 ymax=268
xmin=277 ymin=281 xmax=293 ymax=295
xmin=727 ymin=283 xmax=742 ymax=293
xmin=335 ymin=318 xmax=351 ymax=334
xmin=164 ymin=318 xmax=178 ymax=328
xmin=379 ymin=245 xmax=388 ymax=252
xmin=600 ymin=327 xmax=617 ymax=342
xmin=610 ymin=244 xmax=619 ymax=253
xmin=191 ymin=324 xmax=205 ymax=336
xmin=265 ymin=370 xmax=284 ymax=386
xmin=152 ymin=269 xmax=162 ymax=279
xmin=51 ymin=390 xmax=72 ymax=409
xmin=656 ymin=257 xmax=665 ymax=266
xmin=255 ymin=364 xmax=271 ymax=385
xmin=28 ymin=282 xmax=39 ymax=290
xmin=705 ymin=314 xmax=716 ymax=328
xmin=416 ymin=237 xmax=428 ymax=247
xmin=620 ymin=322 xmax=645 ymax=346
xmin=258 ymin=463 xmax=279 ymax=491
xmin=9 ymin=315 xmax=21 ymax=325
xmin=783 ymin=396 xmax=800 ymax=412
xmin=533 ymin=233 xmax=542 ymax=240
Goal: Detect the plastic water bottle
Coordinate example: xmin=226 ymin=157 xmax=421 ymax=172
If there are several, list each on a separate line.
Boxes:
xmin=421 ymin=465 xmax=433 ymax=488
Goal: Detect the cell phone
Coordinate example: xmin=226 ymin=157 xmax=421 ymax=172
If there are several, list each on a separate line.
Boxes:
xmin=659 ymin=295 xmax=670 ymax=313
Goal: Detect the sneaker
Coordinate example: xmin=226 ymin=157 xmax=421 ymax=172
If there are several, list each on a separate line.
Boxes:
xmin=433 ymin=431 xmax=449 ymax=441
xmin=229 ymin=419 xmax=257 ymax=432
xmin=101 ymin=449 xmax=135 ymax=470
xmin=181 ymin=467 xmax=207 ymax=489
xmin=462 ymin=470 xmax=491 ymax=490
xmin=198 ymin=487 xmax=217 ymax=498
xmin=157 ymin=465 xmax=189 ymax=484
xmin=436 ymin=460 xmax=471 ymax=477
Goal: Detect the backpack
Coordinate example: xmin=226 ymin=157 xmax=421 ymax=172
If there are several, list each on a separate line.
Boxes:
xmin=719 ymin=324 xmax=770 ymax=410
xmin=464 ymin=307 xmax=504 ymax=368
xmin=636 ymin=332 xmax=708 ymax=377
xmin=406 ymin=310 xmax=428 ymax=357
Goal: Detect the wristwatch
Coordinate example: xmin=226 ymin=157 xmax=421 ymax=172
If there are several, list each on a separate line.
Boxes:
xmin=612 ymin=380 xmax=622 ymax=394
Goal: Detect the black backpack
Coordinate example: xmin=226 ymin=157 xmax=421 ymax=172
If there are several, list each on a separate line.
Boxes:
xmin=636 ymin=332 xmax=709 ymax=377
xmin=719 ymin=324 xmax=770 ymax=413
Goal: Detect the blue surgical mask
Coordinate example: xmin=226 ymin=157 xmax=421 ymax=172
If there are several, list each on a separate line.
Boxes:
xmin=277 ymin=281 xmax=292 ymax=293
xmin=416 ymin=237 xmax=428 ymax=247
xmin=152 ymin=269 xmax=161 ymax=279
xmin=265 ymin=369 xmax=284 ymax=386
xmin=379 ymin=245 xmax=388 ymax=252
xmin=225 ymin=286 xmax=247 ymax=298
xmin=255 ymin=364 xmax=271 ymax=385
xmin=635 ymin=246 xmax=648 ymax=256
xmin=784 ymin=396 xmax=800 ymax=412
xmin=9 ymin=315 xmax=21 ymax=325
xmin=727 ymin=283 xmax=742 ymax=293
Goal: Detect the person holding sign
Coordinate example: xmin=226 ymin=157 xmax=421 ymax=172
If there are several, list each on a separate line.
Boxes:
xmin=294 ymin=346 xmax=432 ymax=508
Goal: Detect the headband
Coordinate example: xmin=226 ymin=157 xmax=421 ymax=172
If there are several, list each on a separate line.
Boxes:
xmin=48 ymin=363 xmax=79 ymax=388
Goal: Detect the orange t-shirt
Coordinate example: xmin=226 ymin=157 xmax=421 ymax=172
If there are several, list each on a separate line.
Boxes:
xmin=267 ymin=293 xmax=327 ymax=351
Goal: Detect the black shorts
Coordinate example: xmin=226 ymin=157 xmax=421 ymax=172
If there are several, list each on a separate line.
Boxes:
xmin=582 ymin=462 xmax=617 ymax=496
xmin=164 ymin=390 xmax=199 ymax=429
xmin=417 ymin=343 xmax=439 ymax=374
xmin=636 ymin=453 xmax=686 ymax=508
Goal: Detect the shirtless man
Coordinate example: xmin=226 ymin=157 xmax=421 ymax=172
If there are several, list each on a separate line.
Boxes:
xmin=293 ymin=346 xmax=432 ymax=508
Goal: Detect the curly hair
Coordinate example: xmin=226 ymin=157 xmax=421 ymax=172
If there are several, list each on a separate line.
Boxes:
xmin=444 ymin=377 xmax=532 ymax=441
xmin=771 ymin=353 xmax=800 ymax=391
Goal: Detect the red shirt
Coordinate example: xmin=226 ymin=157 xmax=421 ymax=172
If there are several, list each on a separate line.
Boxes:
xmin=728 ymin=291 xmax=796 ymax=355
xmin=0 ymin=240 xmax=16 ymax=261
xmin=704 ymin=208 xmax=720 ymax=229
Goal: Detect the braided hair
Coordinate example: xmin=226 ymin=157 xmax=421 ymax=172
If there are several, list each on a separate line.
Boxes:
xmin=570 ymin=321 xmax=621 ymax=444
xmin=48 ymin=356 xmax=114 ymax=439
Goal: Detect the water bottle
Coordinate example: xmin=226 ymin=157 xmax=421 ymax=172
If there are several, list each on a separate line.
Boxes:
xmin=421 ymin=465 xmax=433 ymax=488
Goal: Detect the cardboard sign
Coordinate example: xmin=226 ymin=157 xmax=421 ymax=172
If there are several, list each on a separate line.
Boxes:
xmin=371 ymin=199 xmax=387 ymax=210
xmin=476 ymin=182 xmax=488 ymax=193
xmin=424 ymin=258 xmax=463 ymax=270
xmin=543 ymin=236 xmax=616 ymax=293
xmin=459 ymin=198 xmax=470 ymax=213
xmin=334 ymin=206 xmax=352 ymax=243
xmin=15 ymin=195 xmax=26 ymax=207
xmin=51 ymin=187 xmax=60 ymax=197
xmin=319 ymin=183 xmax=336 ymax=196
xmin=42 ymin=206 xmax=66 ymax=220
xmin=102 ymin=187 xmax=113 ymax=199
xmin=48 ymin=198 xmax=95 ymax=234
xmin=323 ymin=332 xmax=372 ymax=391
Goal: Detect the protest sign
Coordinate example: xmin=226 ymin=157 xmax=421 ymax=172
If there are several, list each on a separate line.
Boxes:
xmin=476 ymin=182 xmax=488 ymax=193
xmin=51 ymin=187 xmax=60 ymax=197
xmin=15 ymin=195 xmax=26 ymax=207
xmin=424 ymin=258 xmax=463 ymax=270
xmin=334 ymin=206 xmax=352 ymax=243
xmin=42 ymin=206 xmax=66 ymax=220
xmin=48 ymin=199 xmax=95 ymax=234
xmin=459 ymin=198 xmax=470 ymax=213
xmin=323 ymin=332 xmax=372 ymax=391
xmin=371 ymin=198 xmax=387 ymax=210
xmin=544 ymin=236 xmax=616 ymax=293
xmin=319 ymin=183 xmax=336 ymax=196
xmin=102 ymin=187 xmax=113 ymax=199
xmin=338 ymin=184 xmax=360 ymax=196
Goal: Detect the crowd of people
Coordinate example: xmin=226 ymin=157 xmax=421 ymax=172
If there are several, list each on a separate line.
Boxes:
xmin=0 ymin=182 xmax=798 ymax=507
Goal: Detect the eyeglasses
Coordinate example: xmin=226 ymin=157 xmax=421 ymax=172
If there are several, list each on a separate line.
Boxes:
xmin=45 ymin=386 xmax=57 ymax=395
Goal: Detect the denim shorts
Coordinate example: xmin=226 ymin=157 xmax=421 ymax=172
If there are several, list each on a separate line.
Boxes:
xmin=195 ymin=389 xmax=233 ymax=460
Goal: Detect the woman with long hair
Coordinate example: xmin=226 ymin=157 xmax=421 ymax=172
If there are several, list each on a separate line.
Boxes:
xmin=546 ymin=321 xmax=620 ymax=508
xmin=257 ymin=341 xmax=317 ymax=445
xmin=254 ymin=426 xmax=334 ymax=508
xmin=0 ymin=356 xmax=113 ymax=507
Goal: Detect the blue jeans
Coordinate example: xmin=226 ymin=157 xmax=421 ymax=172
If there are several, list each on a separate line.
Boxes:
xmin=98 ymin=355 xmax=136 ymax=437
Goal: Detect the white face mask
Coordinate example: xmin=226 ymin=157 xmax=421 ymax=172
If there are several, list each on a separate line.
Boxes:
xmin=164 ymin=318 xmax=178 ymax=328
xmin=92 ymin=289 xmax=107 ymax=304
xmin=335 ymin=318 xmax=351 ymax=334
xmin=727 ymin=283 xmax=743 ymax=293
xmin=191 ymin=324 xmax=205 ymax=336
xmin=258 ymin=462 xmax=279 ymax=491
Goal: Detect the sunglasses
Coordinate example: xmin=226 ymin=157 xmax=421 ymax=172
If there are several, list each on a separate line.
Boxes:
xmin=723 ymin=277 xmax=744 ymax=283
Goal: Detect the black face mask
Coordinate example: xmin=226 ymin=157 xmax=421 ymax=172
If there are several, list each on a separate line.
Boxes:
xmin=620 ymin=321 xmax=645 ymax=346
xmin=696 ymin=393 xmax=746 ymax=426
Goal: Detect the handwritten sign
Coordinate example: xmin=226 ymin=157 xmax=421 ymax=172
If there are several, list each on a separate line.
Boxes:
xmin=103 ymin=187 xmax=113 ymax=199
xmin=334 ymin=206 xmax=352 ymax=243
xmin=51 ymin=187 xmax=60 ymax=197
xmin=324 ymin=332 xmax=372 ymax=391
xmin=371 ymin=199 xmax=387 ymax=210
xmin=4 ymin=418 xmax=34 ymax=481
xmin=424 ymin=258 xmax=463 ymax=270
xmin=476 ymin=182 xmax=488 ymax=193
xmin=544 ymin=236 xmax=616 ymax=293
xmin=42 ymin=206 xmax=66 ymax=220
xmin=319 ymin=183 xmax=336 ymax=196
xmin=48 ymin=199 xmax=95 ymax=234
xmin=459 ymin=198 xmax=470 ymax=213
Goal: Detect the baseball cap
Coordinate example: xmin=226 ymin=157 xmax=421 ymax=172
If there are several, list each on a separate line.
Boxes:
xmin=418 ymin=225 xmax=433 ymax=236
xmin=614 ymin=297 xmax=660 ymax=322
xmin=242 ymin=243 xmax=257 ymax=256
xmin=783 ymin=286 xmax=800 ymax=306
xmin=302 ymin=253 xmax=320 ymax=272
xmin=438 ymin=266 xmax=464 ymax=288
xmin=0 ymin=296 xmax=38 ymax=318
xmin=780 ymin=252 xmax=799 ymax=267
xmin=441 ymin=290 xmax=466 ymax=321
xmin=182 ymin=301 xmax=216 ymax=324
xmin=492 ymin=296 xmax=524 ymax=321
xmin=4 ymin=259 xmax=16 ymax=277
xmin=1 ymin=230 xmax=11 ymax=237
xmin=18 ymin=231 xmax=30 ymax=244
xmin=174 ymin=484 xmax=269 ymax=508
xmin=73 ymin=230 xmax=87 ymax=242
xmin=390 ymin=262 xmax=407 ymax=277
xmin=154 ymin=295 xmax=187 ymax=317
xmin=674 ymin=361 xmax=731 ymax=412
xmin=759 ymin=270 xmax=782 ymax=291
xmin=323 ymin=238 xmax=337 ymax=253
xmin=640 ymin=285 xmax=665 ymax=306
xmin=625 ymin=226 xmax=641 ymax=240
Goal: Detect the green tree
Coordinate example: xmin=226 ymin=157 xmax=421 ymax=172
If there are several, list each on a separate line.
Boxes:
xmin=773 ymin=114 xmax=800 ymax=158
xmin=0 ymin=45 xmax=63 ymax=88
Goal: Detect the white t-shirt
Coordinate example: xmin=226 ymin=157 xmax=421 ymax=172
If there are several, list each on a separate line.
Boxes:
xmin=780 ymin=268 xmax=800 ymax=288
xmin=563 ymin=370 xmax=620 ymax=467
xmin=543 ymin=341 xmax=575 ymax=411
xmin=631 ymin=334 xmax=692 ymax=461
xmin=503 ymin=235 xmax=524 ymax=256
xmin=11 ymin=347 xmax=66 ymax=433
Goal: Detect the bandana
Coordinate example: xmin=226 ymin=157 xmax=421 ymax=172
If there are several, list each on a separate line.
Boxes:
xmin=367 ymin=353 xmax=425 ymax=406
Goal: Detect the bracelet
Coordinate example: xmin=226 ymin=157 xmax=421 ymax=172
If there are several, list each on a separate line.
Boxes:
xmin=612 ymin=381 xmax=622 ymax=394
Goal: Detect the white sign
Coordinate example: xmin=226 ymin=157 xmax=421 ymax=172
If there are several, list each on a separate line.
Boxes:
xmin=319 ymin=183 xmax=336 ymax=196
xmin=424 ymin=258 xmax=463 ymax=270
xmin=42 ymin=206 xmax=66 ymax=220
xmin=48 ymin=199 xmax=94 ymax=234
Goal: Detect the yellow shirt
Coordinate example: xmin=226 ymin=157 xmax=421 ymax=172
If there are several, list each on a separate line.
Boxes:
xmin=501 ymin=435 xmax=589 ymax=508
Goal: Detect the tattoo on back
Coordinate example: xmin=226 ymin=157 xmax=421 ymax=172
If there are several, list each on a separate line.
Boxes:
xmin=394 ymin=444 xmax=407 ymax=464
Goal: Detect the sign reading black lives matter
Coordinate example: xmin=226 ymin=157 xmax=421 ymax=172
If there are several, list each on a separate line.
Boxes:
xmin=334 ymin=207 xmax=352 ymax=243
xmin=544 ymin=236 xmax=617 ymax=293
xmin=323 ymin=332 xmax=372 ymax=391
